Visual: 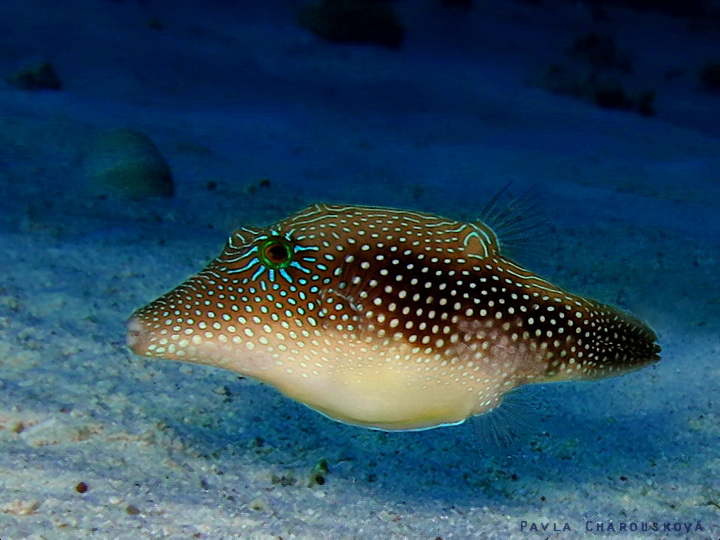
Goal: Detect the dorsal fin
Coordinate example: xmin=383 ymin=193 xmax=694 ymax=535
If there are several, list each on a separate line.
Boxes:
xmin=476 ymin=182 xmax=550 ymax=258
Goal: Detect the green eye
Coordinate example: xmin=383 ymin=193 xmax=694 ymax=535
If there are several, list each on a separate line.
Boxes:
xmin=259 ymin=237 xmax=294 ymax=269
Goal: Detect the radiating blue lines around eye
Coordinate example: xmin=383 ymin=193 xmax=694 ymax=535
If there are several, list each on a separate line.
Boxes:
xmin=223 ymin=231 xmax=321 ymax=285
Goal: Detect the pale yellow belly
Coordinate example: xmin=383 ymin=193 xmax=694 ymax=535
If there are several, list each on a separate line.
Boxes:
xmin=270 ymin=348 xmax=495 ymax=431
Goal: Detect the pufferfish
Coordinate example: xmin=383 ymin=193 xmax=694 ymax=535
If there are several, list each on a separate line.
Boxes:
xmin=127 ymin=203 xmax=660 ymax=431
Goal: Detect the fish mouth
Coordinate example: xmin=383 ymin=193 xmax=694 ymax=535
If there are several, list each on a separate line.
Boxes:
xmin=126 ymin=314 xmax=149 ymax=355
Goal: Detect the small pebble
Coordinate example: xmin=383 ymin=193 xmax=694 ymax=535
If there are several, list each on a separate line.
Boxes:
xmin=126 ymin=504 xmax=141 ymax=515
xmin=7 ymin=61 xmax=62 ymax=90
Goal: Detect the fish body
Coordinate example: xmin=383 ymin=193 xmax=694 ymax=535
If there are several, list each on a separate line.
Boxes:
xmin=127 ymin=204 xmax=660 ymax=431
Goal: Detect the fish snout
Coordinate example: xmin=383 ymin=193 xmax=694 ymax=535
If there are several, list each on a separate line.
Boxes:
xmin=126 ymin=314 xmax=152 ymax=355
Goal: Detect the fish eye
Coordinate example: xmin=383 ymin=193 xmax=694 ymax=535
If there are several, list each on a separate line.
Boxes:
xmin=259 ymin=236 xmax=294 ymax=269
